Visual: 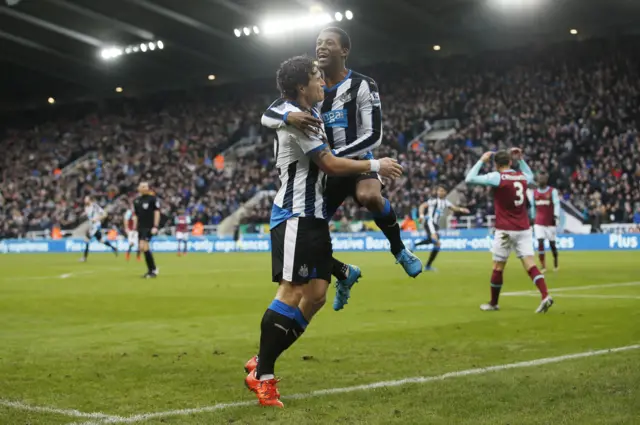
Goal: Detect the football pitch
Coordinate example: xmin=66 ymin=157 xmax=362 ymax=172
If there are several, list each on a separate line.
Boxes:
xmin=0 ymin=251 xmax=638 ymax=425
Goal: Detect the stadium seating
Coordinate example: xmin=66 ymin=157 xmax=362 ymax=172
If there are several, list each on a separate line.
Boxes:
xmin=1 ymin=37 xmax=638 ymax=238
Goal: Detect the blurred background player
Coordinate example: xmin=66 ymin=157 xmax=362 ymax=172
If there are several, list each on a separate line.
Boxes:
xmin=123 ymin=206 xmax=140 ymax=262
xmin=261 ymin=27 xmax=422 ymax=312
xmin=80 ymin=195 xmax=117 ymax=262
xmin=133 ymin=182 xmax=160 ymax=278
xmin=174 ymin=210 xmax=191 ymax=256
xmin=414 ymin=186 xmax=470 ymax=271
xmin=529 ymin=172 xmax=560 ymax=272
xmin=244 ymin=55 xmax=403 ymax=407
xmin=465 ymin=149 xmax=553 ymax=314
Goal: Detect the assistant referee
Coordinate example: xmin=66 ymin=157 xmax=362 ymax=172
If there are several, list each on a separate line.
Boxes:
xmin=133 ymin=182 xmax=160 ymax=278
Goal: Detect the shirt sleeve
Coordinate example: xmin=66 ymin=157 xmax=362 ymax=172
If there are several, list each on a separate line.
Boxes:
xmin=153 ymin=198 xmax=160 ymax=211
xmin=518 ymin=159 xmax=534 ymax=184
xmin=552 ymin=188 xmax=560 ymax=218
xmin=445 ymin=200 xmax=454 ymax=209
xmin=465 ymin=161 xmax=501 ymax=187
xmin=261 ymin=98 xmax=287 ymax=130
xmin=332 ymin=79 xmax=382 ymax=158
xmin=294 ymin=131 xmax=327 ymax=155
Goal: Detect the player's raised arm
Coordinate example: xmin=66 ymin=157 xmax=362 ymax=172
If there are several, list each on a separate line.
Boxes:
xmin=418 ymin=201 xmax=430 ymax=221
xmin=465 ymin=152 xmax=501 ymax=187
xmin=332 ymin=79 xmax=383 ymax=158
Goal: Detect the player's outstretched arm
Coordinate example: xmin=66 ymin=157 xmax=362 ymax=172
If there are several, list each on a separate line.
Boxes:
xmin=518 ymin=159 xmax=534 ymax=184
xmin=310 ymin=145 xmax=402 ymax=178
xmin=465 ymin=152 xmax=500 ymax=187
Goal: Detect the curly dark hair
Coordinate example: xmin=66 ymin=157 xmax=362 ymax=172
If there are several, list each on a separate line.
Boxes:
xmin=276 ymin=55 xmax=316 ymax=99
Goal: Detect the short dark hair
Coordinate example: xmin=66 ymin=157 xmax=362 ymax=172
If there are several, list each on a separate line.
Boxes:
xmin=437 ymin=185 xmax=447 ymax=191
xmin=494 ymin=151 xmax=511 ymax=168
xmin=321 ymin=27 xmax=351 ymax=51
xmin=276 ymin=55 xmax=316 ymax=99
xmin=538 ymin=171 xmax=549 ymax=178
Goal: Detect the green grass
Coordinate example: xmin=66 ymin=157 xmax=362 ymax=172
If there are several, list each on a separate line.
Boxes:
xmin=0 ymin=251 xmax=638 ymax=424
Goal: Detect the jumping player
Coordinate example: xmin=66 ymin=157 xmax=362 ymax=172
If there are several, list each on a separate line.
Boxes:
xmin=174 ymin=211 xmax=191 ymax=256
xmin=245 ymin=56 xmax=403 ymax=407
xmin=414 ymin=186 xmax=470 ymax=271
xmin=261 ymin=27 xmax=422 ymax=311
xmin=80 ymin=196 xmax=118 ymax=262
xmin=123 ymin=207 xmax=140 ymax=262
xmin=528 ymin=172 xmax=560 ymax=272
xmin=465 ymin=149 xmax=554 ymax=313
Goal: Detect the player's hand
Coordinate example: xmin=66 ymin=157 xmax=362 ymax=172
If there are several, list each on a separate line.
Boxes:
xmin=151 ymin=227 xmax=158 ymax=235
xmin=480 ymin=152 xmax=493 ymax=163
xmin=460 ymin=208 xmax=471 ymax=214
xmin=510 ymin=147 xmax=522 ymax=161
xmin=286 ymin=112 xmax=323 ymax=136
xmin=378 ymin=157 xmax=403 ymax=179
xmin=418 ymin=215 xmax=425 ymax=223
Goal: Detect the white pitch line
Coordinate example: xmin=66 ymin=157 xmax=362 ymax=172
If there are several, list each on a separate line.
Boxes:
xmin=503 ymin=281 xmax=640 ymax=296
xmin=75 ymin=344 xmax=640 ymax=424
xmin=0 ymin=399 xmax=123 ymax=421
xmin=507 ymin=293 xmax=640 ymax=300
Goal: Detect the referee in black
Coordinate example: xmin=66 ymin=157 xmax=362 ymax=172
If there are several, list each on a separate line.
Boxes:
xmin=133 ymin=182 xmax=160 ymax=278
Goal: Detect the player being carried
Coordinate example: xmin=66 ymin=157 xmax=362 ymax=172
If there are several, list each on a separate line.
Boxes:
xmin=123 ymin=206 xmax=140 ymax=262
xmin=465 ymin=149 xmax=554 ymax=314
xmin=413 ymin=185 xmax=470 ymax=271
xmin=528 ymin=171 xmax=560 ymax=272
xmin=245 ymin=55 xmax=403 ymax=407
xmin=261 ymin=27 xmax=422 ymax=312
xmin=80 ymin=195 xmax=118 ymax=262
xmin=174 ymin=210 xmax=191 ymax=257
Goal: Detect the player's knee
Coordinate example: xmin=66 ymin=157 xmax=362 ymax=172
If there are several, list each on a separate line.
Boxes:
xmin=434 ymin=239 xmax=441 ymax=248
xmin=356 ymin=189 xmax=383 ymax=211
xmin=493 ymin=261 xmax=505 ymax=271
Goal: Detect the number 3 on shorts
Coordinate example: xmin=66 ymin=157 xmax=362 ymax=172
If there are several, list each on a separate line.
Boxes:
xmin=514 ymin=182 xmax=524 ymax=206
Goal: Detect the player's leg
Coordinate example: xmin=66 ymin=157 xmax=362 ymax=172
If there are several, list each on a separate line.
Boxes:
xmin=424 ymin=229 xmax=441 ymax=271
xmin=324 ymin=176 xmax=362 ymax=311
xmin=516 ymin=231 xmax=553 ymax=313
xmin=355 ymin=176 xmax=422 ymax=277
xmin=414 ymin=221 xmax=434 ymax=248
xmin=80 ymin=233 xmax=91 ymax=262
xmin=547 ymin=227 xmax=559 ymax=271
xmin=98 ymin=231 xmax=118 ymax=255
xmin=534 ymin=225 xmax=546 ymax=271
xmin=481 ymin=230 xmax=511 ymax=311
xmin=139 ymin=232 xmax=157 ymax=277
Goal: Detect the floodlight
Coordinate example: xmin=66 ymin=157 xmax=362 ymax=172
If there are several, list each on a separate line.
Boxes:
xmin=208 ymin=74 xmax=216 ymax=80
xmin=115 ymin=87 xmax=123 ymax=93
xmin=335 ymin=12 xmax=343 ymax=21
xmin=243 ymin=27 xmax=250 ymax=36
xmin=234 ymin=28 xmax=241 ymax=37
xmin=125 ymin=47 xmax=132 ymax=54
xmin=433 ymin=45 xmax=441 ymax=51
xmin=47 ymin=97 xmax=55 ymax=104
xmin=157 ymin=40 xmax=164 ymax=49
xmin=140 ymin=43 xmax=147 ymax=52
xmin=345 ymin=10 xmax=353 ymax=20
xmin=253 ymin=26 xmax=260 ymax=34
xmin=570 ymin=29 xmax=578 ymax=35
xmin=148 ymin=42 xmax=156 ymax=50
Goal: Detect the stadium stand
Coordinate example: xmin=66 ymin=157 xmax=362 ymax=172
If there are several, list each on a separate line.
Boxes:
xmin=1 ymin=37 xmax=639 ymax=238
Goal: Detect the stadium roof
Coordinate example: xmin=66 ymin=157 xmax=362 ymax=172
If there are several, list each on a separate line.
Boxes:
xmin=1 ymin=0 xmax=638 ymax=110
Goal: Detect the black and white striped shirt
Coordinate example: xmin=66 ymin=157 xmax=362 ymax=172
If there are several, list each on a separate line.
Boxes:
xmin=261 ymin=70 xmax=382 ymax=158
xmin=426 ymin=198 xmax=453 ymax=224
xmin=269 ymin=101 xmax=328 ymax=230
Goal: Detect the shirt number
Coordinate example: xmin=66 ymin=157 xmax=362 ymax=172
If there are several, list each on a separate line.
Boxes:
xmin=514 ymin=182 xmax=524 ymax=206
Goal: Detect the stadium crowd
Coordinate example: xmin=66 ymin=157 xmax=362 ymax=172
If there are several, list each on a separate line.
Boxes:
xmin=1 ymin=37 xmax=639 ymax=238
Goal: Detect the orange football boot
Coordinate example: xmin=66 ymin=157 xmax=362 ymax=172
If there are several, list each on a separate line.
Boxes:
xmin=244 ymin=355 xmax=258 ymax=374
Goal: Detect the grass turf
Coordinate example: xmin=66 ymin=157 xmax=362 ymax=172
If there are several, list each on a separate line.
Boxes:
xmin=0 ymin=251 xmax=638 ymax=424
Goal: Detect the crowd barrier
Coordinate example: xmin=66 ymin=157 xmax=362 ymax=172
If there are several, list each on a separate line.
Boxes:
xmin=0 ymin=231 xmax=638 ymax=253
